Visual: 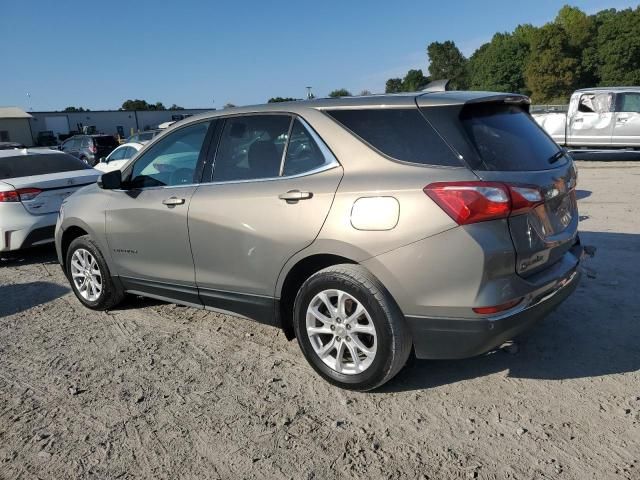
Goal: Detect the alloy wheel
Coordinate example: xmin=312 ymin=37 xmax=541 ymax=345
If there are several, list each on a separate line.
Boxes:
xmin=306 ymin=289 xmax=377 ymax=375
xmin=70 ymin=248 xmax=103 ymax=302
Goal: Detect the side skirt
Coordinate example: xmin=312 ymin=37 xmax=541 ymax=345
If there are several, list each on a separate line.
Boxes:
xmin=119 ymin=276 xmax=279 ymax=327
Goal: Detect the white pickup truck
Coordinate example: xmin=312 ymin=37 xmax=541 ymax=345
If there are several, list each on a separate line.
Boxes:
xmin=533 ymin=87 xmax=640 ymax=149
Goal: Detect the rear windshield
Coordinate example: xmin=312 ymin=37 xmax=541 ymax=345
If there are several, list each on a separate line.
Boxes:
xmin=0 ymin=153 xmax=89 ymax=180
xmin=457 ymin=104 xmax=564 ymax=171
xmin=94 ymin=136 xmax=118 ymax=147
xmin=326 ymin=109 xmax=462 ymax=167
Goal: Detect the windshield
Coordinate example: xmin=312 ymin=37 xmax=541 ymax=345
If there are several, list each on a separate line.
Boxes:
xmin=0 ymin=153 xmax=89 ymax=180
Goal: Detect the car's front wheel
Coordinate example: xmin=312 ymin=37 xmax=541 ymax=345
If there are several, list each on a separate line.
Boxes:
xmin=66 ymin=235 xmax=124 ymax=310
xmin=293 ymin=264 xmax=412 ymax=391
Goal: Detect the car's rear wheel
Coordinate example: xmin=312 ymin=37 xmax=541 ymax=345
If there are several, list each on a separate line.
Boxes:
xmin=66 ymin=235 xmax=124 ymax=310
xmin=293 ymin=264 xmax=412 ymax=391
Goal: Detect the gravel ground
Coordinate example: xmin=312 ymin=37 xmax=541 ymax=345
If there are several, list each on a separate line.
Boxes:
xmin=1 ymin=161 xmax=639 ymax=479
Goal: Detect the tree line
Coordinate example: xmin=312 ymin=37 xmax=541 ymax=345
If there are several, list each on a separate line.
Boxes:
xmin=385 ymin=5 xmax=640 ymax=103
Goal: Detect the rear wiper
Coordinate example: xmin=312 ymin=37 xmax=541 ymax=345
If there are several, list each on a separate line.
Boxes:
xmin=548 ymin=150 xmax=565 ymax=164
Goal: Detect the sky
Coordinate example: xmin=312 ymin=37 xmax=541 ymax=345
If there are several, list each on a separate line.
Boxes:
xmin=1 ymin=0 xmax=638 ymax=111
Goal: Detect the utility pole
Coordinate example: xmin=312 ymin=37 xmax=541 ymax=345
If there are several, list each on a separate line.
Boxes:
xmin=306 ymin=87 xmax=313 ymax=100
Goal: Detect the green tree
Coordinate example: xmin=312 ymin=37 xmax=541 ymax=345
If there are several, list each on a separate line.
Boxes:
xmin=556 ymin=5 xmax=594 ymax=48
xmin=120 ymin=99 xmax=166 ymax=111
xmin=63 ymin=106 xmax=89 ymax=112
xmin=359 ymin=90 xmax=372 ymax=96
xmin=524 ymin=23 xmax=580 ymax=103
xmin=402 ymin=69 xmax=429 ymax=91
xmin=268 ymin=97 xmax=297 ymax=103
xmin=169 ymin=104 xmax=184 ymax=110
xmin=427 ymin=41 xmax=469 ymax=89
xmin=385 ymin=78 xmax=403 ymax=93
xmin=468 ymin=32 xmax=530 ymax=93
xmin=328 ymin=89 xmax=352 ymax=98
xmin=596 ymin=7 xmax=640 ymax=86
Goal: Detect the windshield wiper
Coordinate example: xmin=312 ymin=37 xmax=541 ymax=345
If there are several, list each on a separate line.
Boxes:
xmin=548 ymin=150 xmax=565 ymax=164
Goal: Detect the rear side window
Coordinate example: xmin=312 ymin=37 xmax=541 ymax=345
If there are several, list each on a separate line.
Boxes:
xmin=212 ymin=115 xmax=292 ymax=182
xmin=326 ymin=109 xmax=461 ymax=167
xmin=616 ymin=93 xmax=640 ymax=113
xmin=457 ymin=104 xmax=563 ymax=171
xmin=282 ymin=119 xmax=327 ymax=176
xmin=0 ymin=153 xmax=89 ymax=180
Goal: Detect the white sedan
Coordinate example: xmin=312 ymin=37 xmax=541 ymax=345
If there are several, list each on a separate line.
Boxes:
xmin=94 ymin=142 xmax=144 ymax=173
xmin=0 ymin=149 xmax=100 ymax=252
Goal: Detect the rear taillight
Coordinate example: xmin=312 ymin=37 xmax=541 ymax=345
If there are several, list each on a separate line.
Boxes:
xmin=0 ymin=188 xmax=42 ymax=202
xmin=424 ymin=181 xmax=543 ymax=225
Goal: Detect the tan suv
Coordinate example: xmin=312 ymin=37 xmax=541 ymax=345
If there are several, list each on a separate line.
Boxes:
xmin=56 ymin=90 xmax=584 ymax=390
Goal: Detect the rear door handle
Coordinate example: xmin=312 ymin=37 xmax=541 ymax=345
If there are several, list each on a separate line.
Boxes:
xmin=162 ymin=197 xmax=185 ymax=206
xmin=278 ymin=190 xmax=313 ymax=202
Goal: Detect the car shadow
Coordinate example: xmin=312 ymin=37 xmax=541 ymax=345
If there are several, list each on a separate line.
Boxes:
xmin=0 ymin=281 xmax=70 ymax=317
xmin=383 ymin=230 xmax=640 ymax=392
xmin=0 ymin=244 xmax=59 ymax=268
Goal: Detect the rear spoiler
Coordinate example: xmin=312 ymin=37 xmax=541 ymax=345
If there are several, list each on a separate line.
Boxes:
xmin=465 ymin=94 xmax=531 ymax=106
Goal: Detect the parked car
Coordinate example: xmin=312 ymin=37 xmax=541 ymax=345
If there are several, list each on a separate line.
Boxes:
xmin=0 ymin=142 xmax=26 ymax=150
xmin=60 ymin=134 xmax=119 ymax=166
xmin=127 ymin=130 xmax=160 ymax=144
xmin=0 ymin=149 xmax=100 ymax=252
xmin=36 ymin=130 xmax=58 ymax=147
xmin=94 ymin=142 xmax=144 ymax=173
xmin=55 ymin=90 xmax=585 ymax=390
xmin=533 ymin=87 xmax=640 ymax=148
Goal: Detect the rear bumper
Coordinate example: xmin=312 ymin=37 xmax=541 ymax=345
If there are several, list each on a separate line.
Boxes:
xmin=0 ymin=210 xmax=58 ymax=252
xmin=406 ymin=261 xmax=581 ymax=359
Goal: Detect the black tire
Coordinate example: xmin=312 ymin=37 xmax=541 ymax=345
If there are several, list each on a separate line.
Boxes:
xmin=65 ymin=235 xmax=124 ymax=310
xmin=293 ymin=264 xmax=412 ymax=391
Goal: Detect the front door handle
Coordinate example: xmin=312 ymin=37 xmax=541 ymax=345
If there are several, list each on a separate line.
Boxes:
xmin=278 ymin=190 xmax=313 ymax=203
xmin=162 ymin=197 xmax=185 ymax=206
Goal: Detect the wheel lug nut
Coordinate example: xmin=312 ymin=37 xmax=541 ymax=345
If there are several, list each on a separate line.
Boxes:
xmin=346 ymin=325 xmax=351 ymax=330
xmin=330 ymin=325 xmax=335 ymax=331
xmin=346 ymin=336 xmax=351 ymax=342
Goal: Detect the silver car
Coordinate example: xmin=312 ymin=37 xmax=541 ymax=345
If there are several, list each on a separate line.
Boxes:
xmin=55 ymin=91 xmax=584 ymax=390
xmin=534 ymin=87 xmax=640 ymax=148
xmin=1 ymin=149 xmax=100 ymax=252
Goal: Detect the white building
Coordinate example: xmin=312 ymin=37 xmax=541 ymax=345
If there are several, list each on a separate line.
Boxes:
xmin=0 ymin=107 xmax=33 ymax=146
xmin=28 ymin=108 xmax=214 ymax=144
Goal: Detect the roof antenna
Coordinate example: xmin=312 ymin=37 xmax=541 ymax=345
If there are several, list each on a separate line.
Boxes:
xmin=422 ymin=79 xmax=451 ymax=92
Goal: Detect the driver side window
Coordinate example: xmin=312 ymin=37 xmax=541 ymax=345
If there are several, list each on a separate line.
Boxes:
xmin=129 ymin=122 xmax=210 ymax=188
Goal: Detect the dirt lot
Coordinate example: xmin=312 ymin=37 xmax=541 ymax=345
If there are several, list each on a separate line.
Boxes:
xmin=1 ymin=161 xmax=639 ymax=480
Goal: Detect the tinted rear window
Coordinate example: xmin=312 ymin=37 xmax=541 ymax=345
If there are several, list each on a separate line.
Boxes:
xmin=326 ymin=109 xmax=461 ymax=167
xmin=457 ymin=104 xmax=563 ymax=171
xmin=94 ymin=136 xmax=118 ymax=147
xmin=0 ymin=153 xmax=89 ymax=180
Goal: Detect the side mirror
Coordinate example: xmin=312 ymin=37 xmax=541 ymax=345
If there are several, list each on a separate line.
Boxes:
xmin=99 ymin=157 xmax=107 ymax=163
xmin=97 ymin=170 xmax=122 ymax=190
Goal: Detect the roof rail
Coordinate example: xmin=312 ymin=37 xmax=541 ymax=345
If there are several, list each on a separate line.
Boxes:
xmin=422 ymin=79 xmax=451 ymax=93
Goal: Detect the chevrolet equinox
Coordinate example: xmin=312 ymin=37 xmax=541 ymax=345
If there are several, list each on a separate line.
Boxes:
xmin=56 ymin=89 xmax=584 ymax=390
